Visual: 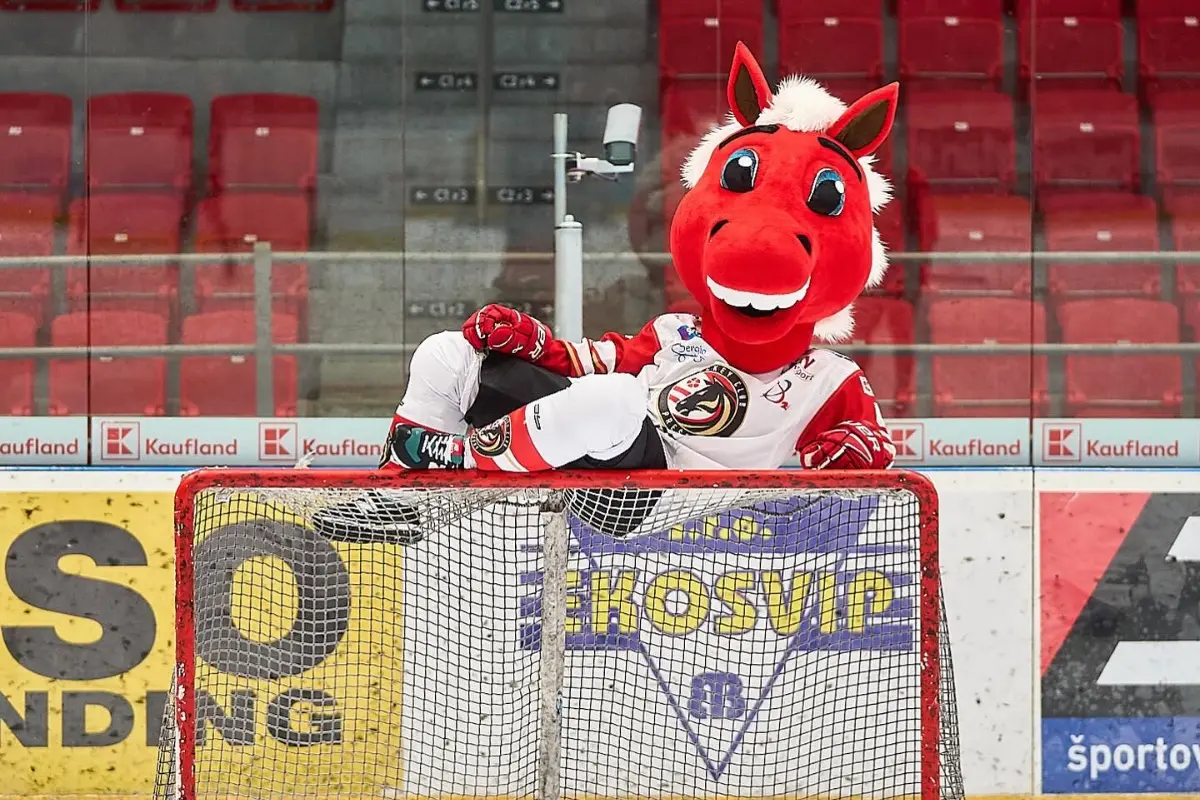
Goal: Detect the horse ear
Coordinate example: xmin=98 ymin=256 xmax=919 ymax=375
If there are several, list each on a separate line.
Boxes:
xmin=826 ymin=82 xmax=899 ymax=159
xmin=726 ymin=42 xmax=773 ymax=127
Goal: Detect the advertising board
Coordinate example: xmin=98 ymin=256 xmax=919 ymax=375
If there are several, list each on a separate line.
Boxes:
xmin=1039 ymin=484 xmax=1200 ymax=793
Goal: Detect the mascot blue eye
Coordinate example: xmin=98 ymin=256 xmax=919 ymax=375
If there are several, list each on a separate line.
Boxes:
xmin=807 ymin=167 xmax=846 ymax=216
xmin=720 ymin=148 xmax=758 ymax=192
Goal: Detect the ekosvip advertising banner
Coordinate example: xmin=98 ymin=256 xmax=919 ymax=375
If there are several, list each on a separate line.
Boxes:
xmin=0 ymin=470 xmax=1036 ymax=797
xmin=1 ymin=416 xmax=1200 ymax=467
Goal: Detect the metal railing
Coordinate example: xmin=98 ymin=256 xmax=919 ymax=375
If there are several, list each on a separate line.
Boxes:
xmin=8 ymin=244 xmax=1200 ymax=414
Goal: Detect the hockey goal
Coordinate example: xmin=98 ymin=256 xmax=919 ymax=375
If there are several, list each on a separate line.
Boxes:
xmin=156 ymin=468 xmax=962 ymax=800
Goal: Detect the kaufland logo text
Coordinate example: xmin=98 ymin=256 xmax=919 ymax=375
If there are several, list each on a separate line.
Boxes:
xmin=101 ymin=422 xmax=140 ymax=461
xmin=260 ymin=423 xmax=298 ymax=461
xmin=1042 ymin=423 xmax=1081 ymax=462
xmin=890 ymin=424 xmax=923 ymax=461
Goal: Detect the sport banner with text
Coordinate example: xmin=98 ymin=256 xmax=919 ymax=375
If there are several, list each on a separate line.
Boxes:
xmin=1040 ymin=491 xmax=1200 ymax=793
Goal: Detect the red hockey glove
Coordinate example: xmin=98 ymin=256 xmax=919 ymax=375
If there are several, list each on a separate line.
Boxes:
xmin=463 ymin=304 xmax=551 ymax=362
xmin=797 ymin=421 xmax=896 ymax=470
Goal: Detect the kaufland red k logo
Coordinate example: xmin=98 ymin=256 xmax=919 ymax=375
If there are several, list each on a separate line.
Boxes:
xmin=1043 ymin=423 xmax=1081 ymax=462
xmin=260 ymin=423 xmax=297 ymax=461
xmin=101 ymin=422 xmax=138 ymax=461
xmin=890 ymin=425 xmax=922 ymax=459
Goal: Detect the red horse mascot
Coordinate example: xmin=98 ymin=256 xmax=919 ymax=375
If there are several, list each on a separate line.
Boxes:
xmin=314 ymin=43 xmax=900 ymax=541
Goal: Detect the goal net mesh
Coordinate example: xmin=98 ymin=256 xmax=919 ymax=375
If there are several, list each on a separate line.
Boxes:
xmin=156 ymin=473 xmax=963 ymax=800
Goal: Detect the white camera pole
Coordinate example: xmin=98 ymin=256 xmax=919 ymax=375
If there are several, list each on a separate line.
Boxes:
xmin=551 ymin=104 xmax=641 ymax=344
xmin=552 ymin=112 xmax=584 ymax=342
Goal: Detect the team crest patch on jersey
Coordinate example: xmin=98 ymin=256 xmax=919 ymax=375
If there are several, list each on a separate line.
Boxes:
xmin=657 ymin=365 xmax=749 ymax=437
xmin=469 ymin=418 xmax=511 ymax=457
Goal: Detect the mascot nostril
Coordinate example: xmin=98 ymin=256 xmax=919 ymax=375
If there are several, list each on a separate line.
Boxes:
xmin=796 ymin=234 xmax=812 ymax=255
xmin=708 ymin=219 xmax=729 ymax=239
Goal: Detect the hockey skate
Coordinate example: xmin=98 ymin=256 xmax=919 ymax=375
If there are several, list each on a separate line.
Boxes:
xmin=311 ymin=423 xmax=465 ymax=545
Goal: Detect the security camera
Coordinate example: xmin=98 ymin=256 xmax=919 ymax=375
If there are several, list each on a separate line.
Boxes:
xmin=602 ymin=103 xmax=641 ymax=167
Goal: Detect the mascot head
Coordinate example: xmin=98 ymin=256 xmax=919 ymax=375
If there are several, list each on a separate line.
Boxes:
xmin=669 ymin=42 xmax=899 ymax=374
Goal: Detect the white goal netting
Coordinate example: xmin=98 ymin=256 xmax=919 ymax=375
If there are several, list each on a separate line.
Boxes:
xmin=155 ymin=471 xmax=963 ymax=800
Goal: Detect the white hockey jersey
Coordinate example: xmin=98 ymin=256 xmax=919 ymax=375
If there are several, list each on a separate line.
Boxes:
xmin=562 ymin=313 xmax=890 ymax=470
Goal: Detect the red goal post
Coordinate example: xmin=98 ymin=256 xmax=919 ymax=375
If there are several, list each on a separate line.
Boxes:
xmin=158 ymin=468 xmax=962 ymax=800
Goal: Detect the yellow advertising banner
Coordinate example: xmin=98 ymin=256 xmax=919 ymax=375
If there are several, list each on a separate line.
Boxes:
xmin=0 ymin=489 xmax=404 ymax=796
xmin=0 ymin=491 xmax=175 ymax=794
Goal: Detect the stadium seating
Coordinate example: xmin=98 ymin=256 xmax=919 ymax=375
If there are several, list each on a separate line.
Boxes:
xmin=66 ymin=192 xmax=184 ymax=314
xmin=660 ymin=0 xmax=760 ymax=16
xmin=1058 ymin=299 xmax=1182 ymax=417
xmin=1168 ymin=209 xmax=1200 ymax=304
xmin=1153 ymin=91 xmax=1200 ymax=194
xmin=192 ymin=192 xmax=311 ymax=320
xmin=86 ymin=93 xmax=193 ymax=192
xmin=659 ymin=13 xmax=762 ymax=78
xmin=0 ymin=193 xmax=55 ymax=324
xmin=48 ymin=310 xmax=168 ymax=415
xmin=1015 ymin=0 xmax=1121 ymax=18
xmin=926 ymin=297 xmax=1048 ymax=416
xmin=179 ymin=310 xmax=299 ymax=416
xmin=0 ymin=311 xmax=35 ymax=415
xmin=849 ymin=297 xmax=915 ymax=416
xmin=899 ymin=15 xmax=1004 ymax=88
xmin=232 ymin=0 xmax=334 ymax=8
xmin=0 ymin=93 xmax=72 ymax=196
xmin=778 ymin=0 xmax=883 ymax=18
xmin=905 ymin=89 xmax=1015 ymax=191
xmin=1019 ymin=16 xmax=1124 ymax=91
xmin=1042 ymin=197 xmax=1162 ymax=298
xmin=873 ymin=203 xmax=906 ymax=295
xmin=208 ymin=94 xmax=319 ymax=194
xmin=1032 ymin=90 xmax=1140 ymax=191
xmin=114 ymin=0 xmax=216 ymax=9
xmin=0 ymin=0 xmax=98 ymax=9
xmin=1139 ymin=14 xmax=1200 ymax=99
xmin=896 ymin=0 xmax=1004 ymax=19
xmin=916 ymin=193 xmax=1033 ymax=294
xmin=779 ymin=16 xmax=884 ymax=88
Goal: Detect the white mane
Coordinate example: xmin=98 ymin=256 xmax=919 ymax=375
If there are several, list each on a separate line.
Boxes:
xmin=679 ymin=75 xmax=894 ymax=343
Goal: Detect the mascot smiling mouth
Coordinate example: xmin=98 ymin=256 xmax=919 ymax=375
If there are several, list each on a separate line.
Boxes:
xmin=666 ymin=42 xmax=897 ymax=374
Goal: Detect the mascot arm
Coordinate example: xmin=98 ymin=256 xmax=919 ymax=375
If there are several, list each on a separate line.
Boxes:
xmin=463 ymin=303 xmax=661 ymax=378
xmin=795 ymin=372 xmax=896 ymax=470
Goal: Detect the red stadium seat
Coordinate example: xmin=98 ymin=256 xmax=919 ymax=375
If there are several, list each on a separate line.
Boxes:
xmin=0 ymin=193 xmax=55 ymax=324
xmin=659 ymin=14 xmax=762 ymax=78
xmin=232 ymin=0 xmax=332 ymax=8
xmin=1020 ymin=17 xmax=1124 ymax=90
xmin=1015 ymin=0 xmax=1121 ymax=18
xmin=778 ymin=0 xmax=882 ymax=18
xmin=1043 ymin=201 xmax=1162 ymax=297
xmin=1153 ymin=91 xmax=1200 ymax=192
xmin=1168 ymin=211 xmax=1200 ymax=300
xmin=917 ymin=193 xmax=1033 ymax=294
xmin=66 ymin=193 xmax=183 ymax=313
xmin=1058 ymin=299 xmax=1182 ymax=417
xmin=849 ymin=298 xmax=915 ymax=416
xmin=1139 ymin=17 xmax=1200 ymax=100
xmin=0 ymin=93 xmax=71 ymax=194
xmin=872 ymin=202 xmax=906 ymax=295
xmin=1137 ymin=0 xmax=1200 ymax=20
xmin=1033 ymin=90 xmax=1140 ymax=191
xmin=114 ymin=0 xmax=216 ymax=8
xmin=0 ymin=0 xmax=97 ymax=8
xmin=192 ymin=192 xmax=310 ymax=319
xmin=899 ymin=16 xmax=1003 ymax=88
xmin=661 ymin=0 xmax=761 ymax=15
xmin=926 ymin=297 xmax=1048 ymax=416
xmin=179 ymin=310 xmax=299 ymax=416
xmin=780 ymin=17 xmax=883 ymax=86
xmin=897 ymin=0 xmax=1004 ymax=19
xmin=48 ymin=310 xmax=168 ymax=415
xmin=660 ymin=82 xmax=726 ymax=192
xmin=87 ymin=93 xmax=193 ymax=192
xmin=906 ymin=89 xmax=1015 ymax=190
xmin=0 ymin=311 xmax=35 ymax=415
xmin=209 ymin=94 xmax=319 ymax=193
